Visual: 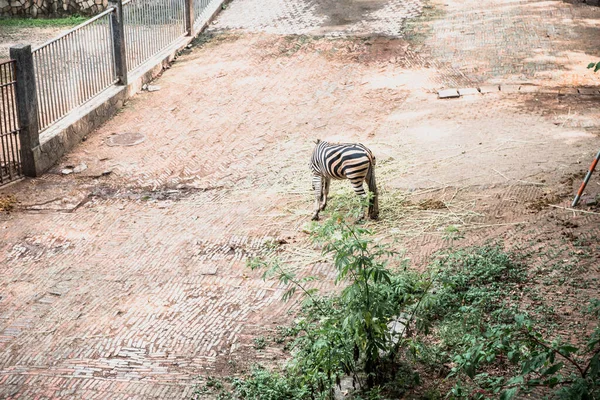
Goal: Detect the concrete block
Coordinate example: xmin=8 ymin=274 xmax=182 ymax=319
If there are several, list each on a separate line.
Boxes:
xmin=519 ymin=85 xmax=540 ymax=93
xmin=458 ymin=88 xmax=480 ymax=96
xmin=559 ymin=88 xmax=579 ymax=95
xmin=578 ymin=87 xmax=600 ymax=95
xmin=538 ymin=87 xmax=559 ymax=94
xmin=479 ymin=85 xmax=500 ymax=94
xmin=500 ymin=85 xmax=520 ymax=93
xmin=438 ymin=89 xmax=460 ymax=99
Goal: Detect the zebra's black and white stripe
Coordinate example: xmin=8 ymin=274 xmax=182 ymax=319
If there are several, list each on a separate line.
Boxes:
xmin=309 ymin=139 xmax=379 ymax=221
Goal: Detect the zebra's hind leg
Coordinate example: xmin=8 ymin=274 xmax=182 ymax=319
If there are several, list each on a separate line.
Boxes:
xmin=319 ymin=177 xmax=330 ymax=211
xmin=312 ymin=175 xmax=323 ymax=221
xmin=366 ymin=163 xmax=379 ymax=220
xmin=349 ymin=179 xmax=367 ymax=221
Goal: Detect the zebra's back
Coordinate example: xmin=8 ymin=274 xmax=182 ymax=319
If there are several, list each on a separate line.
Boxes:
xmin=311 ymin=141 xmax=375 ymax=180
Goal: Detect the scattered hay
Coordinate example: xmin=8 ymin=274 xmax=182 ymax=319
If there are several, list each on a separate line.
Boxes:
xmin=371 ymin=188 xmax=481 ymax=243
xmin=0 ymin=195 xmax=17 ymax=212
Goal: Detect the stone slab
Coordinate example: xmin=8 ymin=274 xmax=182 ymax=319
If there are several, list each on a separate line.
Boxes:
xmin=578 ymin=87 xmax=600 ymax=95
xmin=500 ymin=85 xmax=520 ymax=93
xmin=519 ymin=85 xmax=540 ymax=93
xmin=438 ymin=89 xmax=460 ymax=99
xmin=458 ymin=88 xmax=480 ymax=96
xmin=559 ymin=88 xmax=579 ymax=95
xmin=538 ymin=87 xmax=559 ymax=94
xmin=479 ymin=85 xmax=500 ymax=94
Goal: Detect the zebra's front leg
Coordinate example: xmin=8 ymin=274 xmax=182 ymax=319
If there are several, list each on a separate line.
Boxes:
xmin=319 ymin=177 xmax=330 ymax=211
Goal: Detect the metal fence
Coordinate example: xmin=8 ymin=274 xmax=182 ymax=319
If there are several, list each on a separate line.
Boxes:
xmin=0 ymin=60 xmax=23 ymax=185
xmin=194 ymin=0 xmax=222 ymax=30
xmin=32 ymin=8 xmax=117 ymax=131
xmin=2 ymin=0 xmax=224 ymax=183
xmin=122 ymin=0 xmax=187 ymax=72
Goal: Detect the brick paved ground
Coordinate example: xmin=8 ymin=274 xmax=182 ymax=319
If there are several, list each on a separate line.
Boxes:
xmin=2 ymin=0 xmax=600 ymax=399
xmin=214 ymin=0 xmax=423 ymax=36
xmin=419 ymin=0 xmax=600 ymax=87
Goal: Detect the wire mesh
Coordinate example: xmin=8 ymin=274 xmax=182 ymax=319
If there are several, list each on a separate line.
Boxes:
xmin=32 ymin=9 xmax=117 ymax=131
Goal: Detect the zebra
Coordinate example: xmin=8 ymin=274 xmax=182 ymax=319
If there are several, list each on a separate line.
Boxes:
xmin=310 ymin=139 xmax=379 ymax=221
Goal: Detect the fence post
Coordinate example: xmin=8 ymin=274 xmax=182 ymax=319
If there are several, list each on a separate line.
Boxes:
xmin=9 ymin=44 xmax=40 ymax=177
xmin=109 ymin=0 xmax=128 ymax=85
xmin=185 ymin=0 xmax=194 ymax=36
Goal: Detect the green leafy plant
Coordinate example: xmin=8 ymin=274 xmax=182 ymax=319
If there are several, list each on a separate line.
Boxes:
xmin=410 ymin=246 xmax=600 ymax=399
xmin=447 ymin=309 xmax=600 ymax=399
xmin=253 ymin=336 xmax=267 ymax=350
xmin=242 ymin=196 xmax=426 ymax=398
xmin=588 ymin=62 xmax=600 ymax=73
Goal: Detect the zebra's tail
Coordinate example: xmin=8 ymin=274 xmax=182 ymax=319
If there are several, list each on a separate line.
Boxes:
xmin=366 ymin=159 xmax=379 ymax=220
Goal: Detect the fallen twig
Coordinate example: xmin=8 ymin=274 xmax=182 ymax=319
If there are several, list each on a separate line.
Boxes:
xmin=549 ymin=204 xmax=600 ymax=215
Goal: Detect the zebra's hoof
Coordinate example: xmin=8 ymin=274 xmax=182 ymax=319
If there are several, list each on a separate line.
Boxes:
xmin=311 ymin=215 xmax=319 ymax=221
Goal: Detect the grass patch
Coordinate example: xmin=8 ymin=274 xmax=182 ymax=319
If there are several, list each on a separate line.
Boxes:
xmin=0 ymin=16 xmax=88 ymax=28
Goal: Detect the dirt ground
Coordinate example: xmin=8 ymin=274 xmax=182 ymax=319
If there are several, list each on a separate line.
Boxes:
xmin=0 ymin=25 xmax=73 ymax=60
xmin=1 ymin=0 xmax=600 ymax=398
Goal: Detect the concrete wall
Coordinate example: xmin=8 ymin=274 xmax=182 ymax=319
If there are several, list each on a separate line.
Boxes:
xmin=0 ymin=0 xmax=107 ymax=17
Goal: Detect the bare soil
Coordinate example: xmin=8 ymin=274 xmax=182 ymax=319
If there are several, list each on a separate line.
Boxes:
xmin=0 ymin=25 xmax=71 ymax=60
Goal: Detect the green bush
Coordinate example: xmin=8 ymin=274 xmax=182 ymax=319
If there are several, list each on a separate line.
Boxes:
xmin=195 ymin=197 xmax=600 ymax=399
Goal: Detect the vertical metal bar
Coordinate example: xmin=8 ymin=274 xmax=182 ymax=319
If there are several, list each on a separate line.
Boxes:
xmin=32 ymin=54 xmax=44 ymax=129
xmin=70 ymin=32 xmax=84 ymax=109
xmin=2 ymin=69 xmax=14 ymax=175
xmin=108 ymin=13 xmax=117 ymax=83
xmin=74 ymin=32 xmax=87 ymax=104
xmin=129 ymin=1 xmax=136 ymax=70
xmin=62 ymin=33 xmax=76 ymax=111
xmin=143 ymin=0 xmax=151 ymax=62
xmin=42 ymin=47 xmax=57 ymax=126
xmin=134 ymin=0 xmax=142 ymax=68
xmin=7 ymin=63 xmax=22 ymax=176
xmin=108 ymin=11 xmax=117 ymax=81
xmin=91 ymin=22 xmax=101 ymax=95
xmin=97 ymin=19 xmax=106 ymax=89
xmin=83 ymin=26 xmax=95 ymax=101
xmin=158 ymin=0 xmax=165 ymax=51
xmin=150 ymin=0 xmax=156 ymax=57
xmin=141 ymin=0 xmax=147 ymax=66
xmin=45 ymin=46 xmax=59 ymax=126
xmin=157 ymin=0 xmax=163 ymax=51
xmin=36 ymin=50 xmax=51 ymax=130
xmin=4 ymin=78 xmax=18 ymax=178
xmin=125 ymin=0 xmax=138 ymax=69
xmin=0 ymin=68 xmax=11 ymax=177
xmin=128 ymin=1 xmax=136 ymax=70
xmin=50 ymin=41 xmax=66 ymax=120
xmin=102 ymin=16 xmax=112 ymax=87
xmin=77 ymin=28 xmax=91 ymax=102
